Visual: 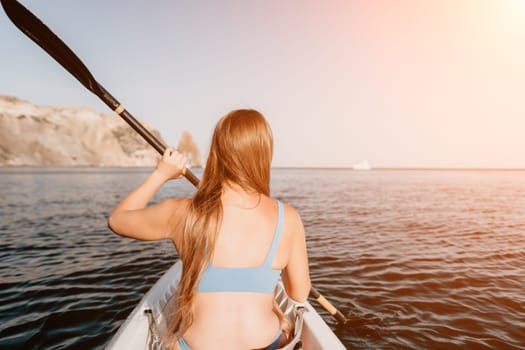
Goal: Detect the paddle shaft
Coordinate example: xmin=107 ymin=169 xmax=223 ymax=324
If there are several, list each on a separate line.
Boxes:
xmin=310 ymin=287 xmax=348 ymax=324
xmin=2 ymin=0 xmax=346 ymax=324
xmin=97 ymin=85 xmax=200 ymax=187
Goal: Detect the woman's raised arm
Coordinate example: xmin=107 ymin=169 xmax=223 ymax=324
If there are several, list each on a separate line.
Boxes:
xmin=108 ymin=148 xmax=189 ymax=241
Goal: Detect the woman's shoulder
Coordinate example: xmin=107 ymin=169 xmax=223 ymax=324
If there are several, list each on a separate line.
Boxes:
xmin=159 ymin=197 xmax=192 ymax=218
xmin=164 ymin=198 xmax=191 ymax=245
xmin=164 ymin=197 xmax=192 ymax=207
xmin=272 ymin=200 xmax=306 ymax=267
xmin=274 ymin=199 xmax=304 ymax=230
xmin=162 ymin=197 xmax=191 ymax=223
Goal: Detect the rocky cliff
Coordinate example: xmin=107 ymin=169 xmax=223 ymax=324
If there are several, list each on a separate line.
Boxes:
xmin=0 ymin=96 xmax=201 ymax=167
xmin=177 ymin=131 xmax=202 ymax=168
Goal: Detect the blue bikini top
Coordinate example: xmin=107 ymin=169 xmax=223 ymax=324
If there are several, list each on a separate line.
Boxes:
xmin=198 ymin=200 xmax=284 ymax=294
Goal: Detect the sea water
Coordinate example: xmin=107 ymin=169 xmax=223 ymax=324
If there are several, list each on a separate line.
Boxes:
xmin=1 ymin=168 xmax=524 ymax=349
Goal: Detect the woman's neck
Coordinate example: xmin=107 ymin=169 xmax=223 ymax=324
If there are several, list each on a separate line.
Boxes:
xmin=221 ymin=183 xmax=262 ymax=210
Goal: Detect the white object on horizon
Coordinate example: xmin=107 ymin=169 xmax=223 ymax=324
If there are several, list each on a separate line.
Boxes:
xmin=352 ymin=160 xmax=371 ymax=170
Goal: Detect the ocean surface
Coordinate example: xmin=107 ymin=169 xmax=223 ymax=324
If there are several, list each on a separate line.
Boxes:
xmin=1 ymin=168 xmax=524 ymax=350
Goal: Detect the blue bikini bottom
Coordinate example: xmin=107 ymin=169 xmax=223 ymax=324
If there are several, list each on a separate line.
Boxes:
xmin=178 ymin=328 xmax=283 ymax=350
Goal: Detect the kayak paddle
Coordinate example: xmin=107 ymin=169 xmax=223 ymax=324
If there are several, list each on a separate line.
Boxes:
xmin=0 ymin=0 xmax=199 ymax=186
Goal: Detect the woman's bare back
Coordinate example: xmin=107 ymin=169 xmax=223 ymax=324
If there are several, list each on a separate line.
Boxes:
xmin=178 ymin=194 xmax=291 ymax=349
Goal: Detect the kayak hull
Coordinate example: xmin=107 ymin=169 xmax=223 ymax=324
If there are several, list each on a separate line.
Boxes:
xmin=105 ymin=261 xmax=345 ymax=350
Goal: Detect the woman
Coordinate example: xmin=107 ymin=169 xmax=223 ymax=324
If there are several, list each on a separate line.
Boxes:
xmin=108 ymin=109 xmax=311 ymax=350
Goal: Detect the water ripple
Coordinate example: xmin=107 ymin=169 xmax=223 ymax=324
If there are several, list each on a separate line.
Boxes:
xmin=1 ymin=169 xmax=525 ymax=349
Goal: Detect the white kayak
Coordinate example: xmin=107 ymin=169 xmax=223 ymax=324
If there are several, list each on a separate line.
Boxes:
xmin=105 ymin=261 xmax=346 ymax=350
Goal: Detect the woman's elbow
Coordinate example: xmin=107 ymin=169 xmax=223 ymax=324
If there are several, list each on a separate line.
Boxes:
xmin=298 ymin=281 xmax=312 ymax=302
xmin=288 ymin=279 xmax=311 ymax=303
xmin=107 ymin=213 xmax=124 ymax=237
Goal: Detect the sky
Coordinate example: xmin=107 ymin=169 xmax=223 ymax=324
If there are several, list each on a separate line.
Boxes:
xmin=1 ymin=0 xmax=524 ymax=168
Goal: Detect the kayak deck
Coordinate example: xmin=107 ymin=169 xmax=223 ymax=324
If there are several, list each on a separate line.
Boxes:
xmin=105 ymin=261 xmax=345 ymax=349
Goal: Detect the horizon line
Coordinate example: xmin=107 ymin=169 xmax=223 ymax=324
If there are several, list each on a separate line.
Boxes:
xmin=272 ymin=166 xmax=525 ymax=171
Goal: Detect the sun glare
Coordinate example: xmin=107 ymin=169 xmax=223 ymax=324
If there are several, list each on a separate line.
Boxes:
xmin=510 ymin=0 xmax=525 ymax=11
xmin=504 ymin=0 xmax=525 ymax=20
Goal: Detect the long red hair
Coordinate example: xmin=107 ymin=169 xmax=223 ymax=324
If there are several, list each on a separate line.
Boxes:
xmin=166 ymin=109 xmax=274 ymax=341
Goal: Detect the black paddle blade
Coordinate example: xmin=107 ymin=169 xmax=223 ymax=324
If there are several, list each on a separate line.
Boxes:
xmin=2 ymin=0 xmax=201 ymax=187
xmin=1 ymin=0 xmax=102 ymax=96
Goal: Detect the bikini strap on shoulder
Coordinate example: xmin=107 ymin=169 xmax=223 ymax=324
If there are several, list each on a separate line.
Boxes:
xmin=264 ymin=200 xmax=284 ymax=267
